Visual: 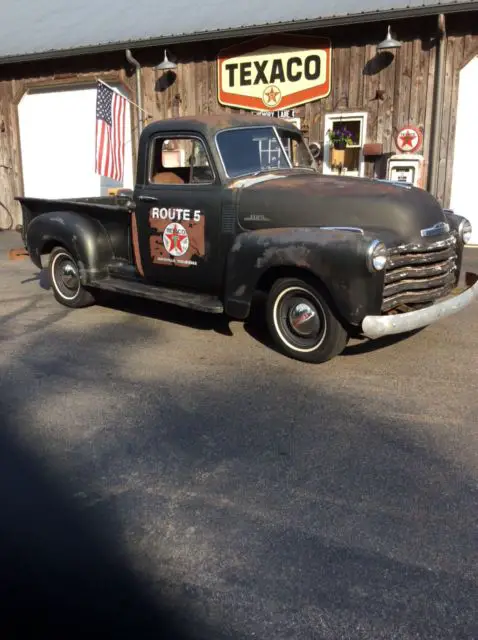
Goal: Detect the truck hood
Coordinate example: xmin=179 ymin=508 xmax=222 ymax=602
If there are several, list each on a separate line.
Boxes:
xmin=232 ymin=172 xmax=449 ymax=246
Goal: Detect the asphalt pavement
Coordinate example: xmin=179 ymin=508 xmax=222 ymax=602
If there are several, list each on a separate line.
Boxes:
xmin=0 ymin=229 xmax=477 ymax=639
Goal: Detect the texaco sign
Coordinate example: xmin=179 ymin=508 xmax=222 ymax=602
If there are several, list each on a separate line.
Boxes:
xmin=217 ymin=34 xmax=332 ymax=112
xmin=395 ymin=125 xmax=423 ymax=153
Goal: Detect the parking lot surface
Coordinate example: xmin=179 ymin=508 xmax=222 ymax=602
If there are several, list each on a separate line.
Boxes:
xmin=1 ymin=230 xmax=477 ymax=639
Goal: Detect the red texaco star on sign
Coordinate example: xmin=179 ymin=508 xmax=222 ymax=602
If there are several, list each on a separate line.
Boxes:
xmin=399 ymin=131 xmax=416 ymax=148
xmin=263 ymin=85 xmax=281 ymax=107
xmin=395 ymin=125 xmax=423 ymax=153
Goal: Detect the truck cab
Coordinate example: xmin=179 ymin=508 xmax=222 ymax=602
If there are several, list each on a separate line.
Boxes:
xmin=18 ymin=114 xmax=477 ymax=363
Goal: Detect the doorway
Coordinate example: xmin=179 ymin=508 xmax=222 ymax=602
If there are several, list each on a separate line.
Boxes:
xmin=18 ymin=84 xmax=134 ymax=199
xmin=450 ymin=55 xmax=478 ymax=244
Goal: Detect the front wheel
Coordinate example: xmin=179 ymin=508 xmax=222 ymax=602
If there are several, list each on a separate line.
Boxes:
xmin=48 ymin=247 xmax=95 ymax=308
xmin=266 ymin=277 xmax=349 ymax=363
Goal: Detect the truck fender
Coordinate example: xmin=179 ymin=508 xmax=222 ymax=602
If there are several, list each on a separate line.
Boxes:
xmin=224 ymin=227 xmax=385 ymax=325
xmin=25 ymin=210 xmax=113 ymax=283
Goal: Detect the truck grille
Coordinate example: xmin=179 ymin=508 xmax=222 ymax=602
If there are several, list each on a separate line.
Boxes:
xmin=382 ymin=235 xmax=458 ymax=312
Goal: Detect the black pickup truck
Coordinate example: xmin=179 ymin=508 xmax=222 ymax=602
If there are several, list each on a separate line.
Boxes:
xmin=18 ymin=114 xmax=477 ymax=363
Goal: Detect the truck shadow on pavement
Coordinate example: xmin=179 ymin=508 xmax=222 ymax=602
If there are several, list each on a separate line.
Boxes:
xmin=20 ymin=268 xmax=51 ymax=290
xmin=341 ymin=328 xmax=426 ymax=356
xmin=1 ymin=306 xmax=477 ymax=639
xmin=92 ymin=289 xmax=236 ymax=336
xmin=18 ymin=268 xmax=434 ymax=359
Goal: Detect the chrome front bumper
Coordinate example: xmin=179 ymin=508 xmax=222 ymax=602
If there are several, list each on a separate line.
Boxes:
xmin=361 ymin=274 xmax=478 ymax=340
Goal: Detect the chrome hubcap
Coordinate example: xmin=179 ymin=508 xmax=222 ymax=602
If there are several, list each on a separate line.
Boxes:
xmin=61 ymin=262 xmax=78 ymax=290
xmin=52 ymin=253 xmax=80 ymax=299
xmin=288 ymin=301 xmax=320 ymax=337
xmin=274 ymin=287 xmax=328 ymax=353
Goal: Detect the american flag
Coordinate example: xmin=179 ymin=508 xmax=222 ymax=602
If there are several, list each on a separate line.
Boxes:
xmin=95 ymin=81 xmax=127 ymax=182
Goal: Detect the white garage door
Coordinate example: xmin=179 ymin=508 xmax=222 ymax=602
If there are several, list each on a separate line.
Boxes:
xmin=450 ymin=55 xmax=478 ymax=245
xmin=18 ymin=84 xmax=134 ymax=199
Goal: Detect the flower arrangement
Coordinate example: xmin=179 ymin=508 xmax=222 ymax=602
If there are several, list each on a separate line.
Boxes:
xmin=326 ymin=126 xmax=355 ymax=150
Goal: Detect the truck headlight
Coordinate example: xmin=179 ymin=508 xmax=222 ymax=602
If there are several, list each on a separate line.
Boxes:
xmin=459 ymin=218 xmax=472 ymax=244
xmin=366 ymin=240 xmax=388 ymax=272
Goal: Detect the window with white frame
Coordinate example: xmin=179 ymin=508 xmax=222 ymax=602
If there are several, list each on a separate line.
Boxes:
xmin=258 ymin=137 xmax=282 ymax=167
xmin=323 ymin=112 xmax=368 ymax=178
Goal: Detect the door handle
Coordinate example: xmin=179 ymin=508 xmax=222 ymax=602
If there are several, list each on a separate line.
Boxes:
xmin=138 ymin=195 xmax=158 ymax=203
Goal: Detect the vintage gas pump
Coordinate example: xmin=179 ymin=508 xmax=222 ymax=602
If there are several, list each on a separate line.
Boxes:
xmin=387 ymin=125 xmax=426 ymax=188
xmin=387 ymin=153 xmax=425 ymax=187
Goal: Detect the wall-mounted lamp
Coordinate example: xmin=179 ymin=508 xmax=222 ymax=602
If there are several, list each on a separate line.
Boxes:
xmin=308 ymin=142 xmax=321 ymax=160
xmin=156 ymin=49 xmax=177 ymax=71
xmin=376 ymin=25 xmax=402 ymax=50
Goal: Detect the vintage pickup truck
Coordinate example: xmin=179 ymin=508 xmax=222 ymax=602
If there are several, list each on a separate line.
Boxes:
xmin=18 ymin=114 xmax=477 ymax=363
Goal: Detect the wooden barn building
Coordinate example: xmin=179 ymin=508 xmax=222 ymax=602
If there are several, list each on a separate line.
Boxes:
xmin=0 ymin=0 xmax=477 ymax=240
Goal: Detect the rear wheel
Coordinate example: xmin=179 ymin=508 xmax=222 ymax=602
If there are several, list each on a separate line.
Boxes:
xmin=48 ymin=247 xmax=95 ymax=308
xmin=266 ymin=277 xmax=349 ymax=363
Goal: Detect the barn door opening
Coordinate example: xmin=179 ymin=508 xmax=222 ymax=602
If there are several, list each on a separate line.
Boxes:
xmin=18 ymin=83 xmax=134 ymax=200
xmin=450 ymin=55 xmax=478 ymax=245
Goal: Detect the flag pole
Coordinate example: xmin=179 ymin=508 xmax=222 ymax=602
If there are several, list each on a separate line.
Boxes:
xmin=96 ymin=78 xmax=153 ymax=120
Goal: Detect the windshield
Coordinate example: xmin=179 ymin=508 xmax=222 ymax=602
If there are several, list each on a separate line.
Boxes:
xmin=216 ymin=126 xmax=317 ymax=178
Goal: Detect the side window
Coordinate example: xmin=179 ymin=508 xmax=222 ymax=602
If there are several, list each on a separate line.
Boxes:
xmin=149 ymin=136 xmax=214 ymax=185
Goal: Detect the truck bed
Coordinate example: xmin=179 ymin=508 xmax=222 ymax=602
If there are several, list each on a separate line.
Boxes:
xmin=17 ymin=192 xmax=134 ymax=225
xmin=17 ymin=193 xmax=135 ymax=264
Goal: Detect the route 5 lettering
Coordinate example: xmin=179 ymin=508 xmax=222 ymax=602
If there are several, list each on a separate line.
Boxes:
xmin=150 ymin=207 xmax=201 ymax=222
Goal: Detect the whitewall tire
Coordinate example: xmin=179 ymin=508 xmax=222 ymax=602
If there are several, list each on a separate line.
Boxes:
xmin=48 ymin=247 xmax=95 ymax=308
xmin=266 ymin=277 xmax=349 ymax=363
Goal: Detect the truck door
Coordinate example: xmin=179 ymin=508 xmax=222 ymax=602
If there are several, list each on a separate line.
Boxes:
xmin=134 ymin=132 xmax=223 ymax=293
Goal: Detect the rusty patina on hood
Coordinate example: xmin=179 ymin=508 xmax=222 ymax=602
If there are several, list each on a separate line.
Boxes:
xmin=234 ymin=171 xmax=448 ymax=246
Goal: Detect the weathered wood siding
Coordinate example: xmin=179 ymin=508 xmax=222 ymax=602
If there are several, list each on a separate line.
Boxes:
xmin=0 ymin=55 xmax=134 ymax=229
xmin=0 ymin=13 xmax=476 ymax=228
xmin=0 ymin=80 xmax=22 ymax=230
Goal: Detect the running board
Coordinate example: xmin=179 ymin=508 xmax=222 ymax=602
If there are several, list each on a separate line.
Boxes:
xmin=89 ymin=277 xmax=224 ymax=313
xmin=108 ymin=261 xmax=138 ymax=280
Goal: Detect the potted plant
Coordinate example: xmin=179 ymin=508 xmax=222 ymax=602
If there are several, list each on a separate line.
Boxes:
xmin=327 ymin=126 xmax=355 ymax=150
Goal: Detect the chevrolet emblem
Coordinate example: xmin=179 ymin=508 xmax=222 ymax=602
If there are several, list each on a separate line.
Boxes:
xmin=420 ymin=221 xmax=450 ymax=238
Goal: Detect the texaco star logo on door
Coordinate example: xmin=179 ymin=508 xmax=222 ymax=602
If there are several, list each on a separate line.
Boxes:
xmin=163 ymin=222 xmax=189 ymax=257
xmin=395 ymin=125 xmax=423 ymax=153
xmin=263 ymin=85 xmax=281 ymax=108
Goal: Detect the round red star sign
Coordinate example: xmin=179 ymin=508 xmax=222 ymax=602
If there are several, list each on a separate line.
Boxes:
xmin=163 ymin=222 xmax=189 ymax=257
xmin=395 ymin=125 xmax=423 ymax=153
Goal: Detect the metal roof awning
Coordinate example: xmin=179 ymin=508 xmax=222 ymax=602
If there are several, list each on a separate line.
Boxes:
xmin=0 ymin=0 xmax=476 ymax=65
